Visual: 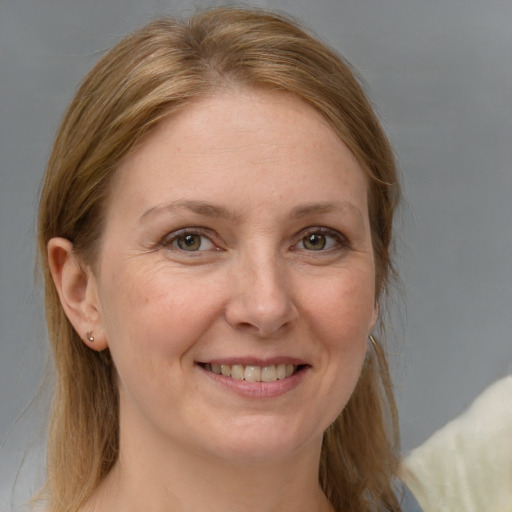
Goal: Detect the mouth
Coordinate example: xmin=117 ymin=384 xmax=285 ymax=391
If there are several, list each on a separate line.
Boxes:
xmin=198 ymin=362 xmax=308 ymax=383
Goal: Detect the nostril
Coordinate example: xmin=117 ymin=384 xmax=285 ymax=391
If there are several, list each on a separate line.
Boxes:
xmin=236 ymin=321 xmax=275 ymax=337
xmin=224 ymin=284 xmax=298 ymax=337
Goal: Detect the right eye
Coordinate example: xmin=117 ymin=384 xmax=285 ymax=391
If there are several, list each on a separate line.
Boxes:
xmin=163 ymin=230 xmax=216 ymax=252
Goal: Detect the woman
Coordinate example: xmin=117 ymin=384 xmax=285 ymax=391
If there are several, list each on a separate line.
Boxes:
xmin=37 ymin=7 xmax=403 ymax=512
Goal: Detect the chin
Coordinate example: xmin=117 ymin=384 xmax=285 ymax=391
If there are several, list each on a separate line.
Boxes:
xmin=197 ymin=416 xmax=326 ymax=466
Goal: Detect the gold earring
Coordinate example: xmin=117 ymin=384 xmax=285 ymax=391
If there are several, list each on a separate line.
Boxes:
xmin=364 ymin=334 xmax=378 ymax=366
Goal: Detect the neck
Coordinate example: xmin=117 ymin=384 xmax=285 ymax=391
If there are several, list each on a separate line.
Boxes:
xmin=87 ymin=425 xmax=333 ymax=512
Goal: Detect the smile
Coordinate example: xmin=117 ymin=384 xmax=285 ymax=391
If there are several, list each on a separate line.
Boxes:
xmin=201 ymin=363 xmax=303 ymax=382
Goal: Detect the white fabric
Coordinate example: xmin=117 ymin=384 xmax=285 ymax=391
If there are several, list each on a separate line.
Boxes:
xmin=400 ymin=375 xmax=512 ymax=512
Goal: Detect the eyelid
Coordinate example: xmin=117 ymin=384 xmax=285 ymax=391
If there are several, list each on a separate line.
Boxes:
xmin=293 ymin=226 xmax=350 ymax=251
xmin=161 ymin=227 xmax=220 ymax=251
xmin=158 ymin=225 xmax=349 ymax=253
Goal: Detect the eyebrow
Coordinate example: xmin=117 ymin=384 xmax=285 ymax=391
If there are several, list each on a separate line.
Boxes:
xmin=289 ymin=201 xmax=364 ymax=223
xmin=139 ymin=199 xmax=364 ymax=224
xmin=139 ymin=199 xmax=240 ymax=223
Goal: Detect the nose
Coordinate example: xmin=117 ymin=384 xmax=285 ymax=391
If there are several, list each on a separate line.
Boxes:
xmin=224 ymin=253 xmax=298 ymax=338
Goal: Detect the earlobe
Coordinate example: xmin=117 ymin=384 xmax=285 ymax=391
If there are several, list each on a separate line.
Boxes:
xmin=47 ymin=237 xmax=108 ymax=351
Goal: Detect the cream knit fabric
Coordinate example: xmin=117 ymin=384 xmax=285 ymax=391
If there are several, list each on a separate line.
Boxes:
xmin=401 ymin=375 xmax=512 ymax=512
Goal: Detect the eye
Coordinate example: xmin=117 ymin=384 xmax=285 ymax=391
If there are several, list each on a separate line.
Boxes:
xmin=302 ymin=233 xmax=328 ymax=250
xmin=295 ymin=229 xmax=346 ymax=251
xmin=164 ymin=230 xmax=216 ymax=252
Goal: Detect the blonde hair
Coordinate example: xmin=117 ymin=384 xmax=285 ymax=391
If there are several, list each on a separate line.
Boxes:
xmin=37 ymin=7 xmax=401 ymax=512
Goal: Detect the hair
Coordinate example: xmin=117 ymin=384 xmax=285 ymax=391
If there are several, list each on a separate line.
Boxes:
xmin=37 ymin=7 xmax=401 ymax=512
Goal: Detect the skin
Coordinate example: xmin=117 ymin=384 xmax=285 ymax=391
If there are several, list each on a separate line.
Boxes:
xmin=49 ymin=90 xmax=378 ymax=512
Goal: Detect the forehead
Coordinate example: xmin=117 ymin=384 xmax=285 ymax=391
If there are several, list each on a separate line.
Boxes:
xmin=108 ymin=90 xmax=368 ymax=219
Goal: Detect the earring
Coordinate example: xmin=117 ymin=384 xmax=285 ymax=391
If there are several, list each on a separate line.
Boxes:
xmin=364 ymin=334 xmax=378 ymax=366
xmin=86 ymin=331 xmax=95 ymax=342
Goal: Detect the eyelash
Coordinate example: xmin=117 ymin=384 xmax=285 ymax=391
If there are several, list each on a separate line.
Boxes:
xmin=293 ymin=227 xmax=350 ymax=253
xmin=159 ymin=226 xmax=349 ymax=254
xmin=161 ymin=228 xmax=218 ymax=253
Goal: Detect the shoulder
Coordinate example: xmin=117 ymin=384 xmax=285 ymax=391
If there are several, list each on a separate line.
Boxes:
xmin=400 ymin=376 xmax=512 ymax=511
xmin=398 ymin=482 xmax=424 ymax=512
xmin=395 ymin=480 xmax=424 ymax=512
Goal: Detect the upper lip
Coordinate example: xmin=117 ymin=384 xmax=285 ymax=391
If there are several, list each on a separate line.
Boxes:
xmin=197 ymin=356 xmax=309 ymax=366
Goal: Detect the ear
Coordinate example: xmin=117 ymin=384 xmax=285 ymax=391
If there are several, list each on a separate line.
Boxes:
xmin=47 ymin=237 xmax=108 ymax=351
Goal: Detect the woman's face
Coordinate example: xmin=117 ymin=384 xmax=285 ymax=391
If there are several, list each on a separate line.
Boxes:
xmin=92 ymin=90 xmax=377 ymax=465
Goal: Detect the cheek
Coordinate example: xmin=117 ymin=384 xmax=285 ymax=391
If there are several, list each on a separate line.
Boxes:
xmin=294 ymin=272 xmax=373 ymax=432
xmin=305 ymin=267 xmax=376 ymax=344
xmin=98 ymin=263 xmax=223 ymax=365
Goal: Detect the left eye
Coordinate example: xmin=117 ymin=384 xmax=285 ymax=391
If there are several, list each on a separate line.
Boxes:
xmin=297 ymin=231 xmax=341 ymax=251
xmin=171 ymin=233 xmax=215 ymax=251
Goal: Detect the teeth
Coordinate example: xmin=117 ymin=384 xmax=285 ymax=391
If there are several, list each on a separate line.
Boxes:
xmin=231 ymin=364 xmax=245 ymax=380
xmin=204 ymin=363 xmax=299 ymax=382
xmin=261 ymin=365 xmax=277 ymax=382
xmin=244 ymin=366 xmax=261 ymax=382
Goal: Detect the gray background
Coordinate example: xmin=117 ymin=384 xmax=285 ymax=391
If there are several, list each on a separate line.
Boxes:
xmin=1 ymin=0 xmax=511 ymax=508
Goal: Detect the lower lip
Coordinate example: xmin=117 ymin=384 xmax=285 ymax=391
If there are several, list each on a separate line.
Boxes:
xmin=197 ymin=365 xmax=309 ymax=398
